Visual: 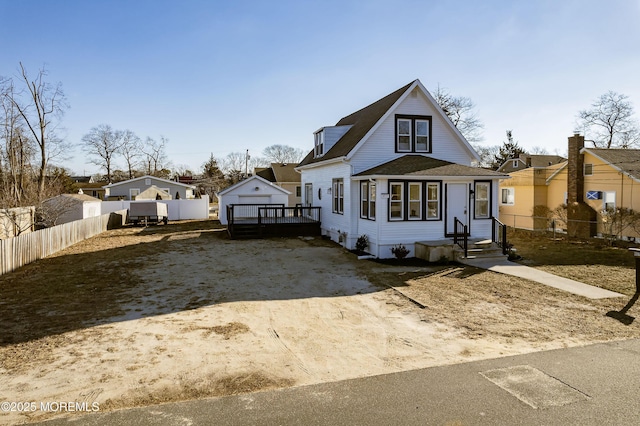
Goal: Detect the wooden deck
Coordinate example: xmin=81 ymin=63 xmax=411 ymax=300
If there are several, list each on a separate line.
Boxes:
xmin=227 ymin=205 xmax=321 ymax=239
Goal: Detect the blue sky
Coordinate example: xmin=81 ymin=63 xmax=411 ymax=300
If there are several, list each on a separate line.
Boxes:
xmin=2 ymin=0 xmax=639 ymax=175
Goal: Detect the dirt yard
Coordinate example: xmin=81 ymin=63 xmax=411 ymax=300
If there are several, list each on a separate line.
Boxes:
xmin=1 ymin=221 xmax=640 ymax=424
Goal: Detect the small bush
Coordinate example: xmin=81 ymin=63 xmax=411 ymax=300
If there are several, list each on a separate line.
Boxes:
xmin=390 ymin=244 xmax=410 ymax=259
xmin=355 ymin=235 xmax=369 ymax=253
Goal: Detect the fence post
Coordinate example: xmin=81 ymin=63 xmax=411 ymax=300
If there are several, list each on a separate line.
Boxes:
xmin=629 ymin=248 xmax=640 ymax=293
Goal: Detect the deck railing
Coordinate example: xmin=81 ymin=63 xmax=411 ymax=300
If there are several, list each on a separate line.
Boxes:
xmin=492 ymin=216 xmax=508 ymax=255
xmin=453 ymin=217 xmax=468 ymax=258
xmin=257 ymin=206 xmax=321 ymax=224
xmin=227 ymin=203 xmax=285 ymax=224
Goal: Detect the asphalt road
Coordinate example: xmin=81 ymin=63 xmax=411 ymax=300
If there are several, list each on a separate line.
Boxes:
xmin=36 ymin=338 xmax=640 ymax=426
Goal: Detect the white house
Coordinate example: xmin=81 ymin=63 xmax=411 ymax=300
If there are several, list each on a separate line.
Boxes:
xmin=296 ymin=79 xmax=507 ymax=258
xmin=217 ymin=175 xmax=291 ymax=225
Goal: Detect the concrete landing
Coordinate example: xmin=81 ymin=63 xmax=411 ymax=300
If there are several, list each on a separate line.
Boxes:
xmin=463 ymin=258 xmax=624 ymax=299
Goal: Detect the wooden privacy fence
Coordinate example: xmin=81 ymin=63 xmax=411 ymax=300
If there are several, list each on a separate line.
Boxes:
xmin=0 ymin=209 xmax=127 ymax=276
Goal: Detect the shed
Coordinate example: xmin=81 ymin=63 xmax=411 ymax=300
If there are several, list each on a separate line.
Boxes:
xmin=43 ymin=193 xmax=102 ymax=225
xmin=217 ymin=175 xmax=291 ymax=225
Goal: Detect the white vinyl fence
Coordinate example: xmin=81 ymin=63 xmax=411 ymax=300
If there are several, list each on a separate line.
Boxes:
xmin=100 ymin=196 xmax=209 ymax=221
xmin=0 ymin=209 xmax=127 ymax=276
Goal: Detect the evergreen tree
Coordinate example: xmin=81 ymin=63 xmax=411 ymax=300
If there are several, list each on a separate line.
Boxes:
xmin=491 ymin=131 xmax=527 ymax=170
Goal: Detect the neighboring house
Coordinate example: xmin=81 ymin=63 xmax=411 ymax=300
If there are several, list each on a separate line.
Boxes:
xmin=296 ymin=79 xmax=507 ymax=258
xmin=255 ymin=163 xmax=302 ymax=206
xmin=70 ymin=176 xmax=94 ymax=184
xmin=499 ymin=133 xmax=640 ymax=239
xmin=73 ymin=182 xmax=107 ymax=200
xmin=103 ymin=175 xmax=196 ymax=201
xmin=42 ymin=193 xmax=102 ymax=225
xmin=217 ymin=175 xmax=291 ymax=225
xmin=496 ymin=154 xmax=566 ymax=173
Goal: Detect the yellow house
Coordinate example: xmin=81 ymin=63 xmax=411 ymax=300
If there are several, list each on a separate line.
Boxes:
xmin=499 ymin=133 xmax=640 ymax=240
xmin=499 ymin=162 xmax=565 ymax=230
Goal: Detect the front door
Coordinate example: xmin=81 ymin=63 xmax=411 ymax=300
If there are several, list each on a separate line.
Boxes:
xmin=446 ymin=183 xmax=468 ymax=236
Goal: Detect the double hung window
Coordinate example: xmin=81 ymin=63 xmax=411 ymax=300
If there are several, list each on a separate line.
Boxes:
xmin=360 ymin=181 xmax=376 ymax=220
xmin=501 ymin=188 xmax=514 ymax=205
xmin=474 ymin=182 xmax=490 ymax=219
xmin=388 ymin=181 xmax=440 ymax=221
xmin=332 ymin=179 xmax=344 ymax=214
xmin=395 ymin=115 xmax=431 ymax=153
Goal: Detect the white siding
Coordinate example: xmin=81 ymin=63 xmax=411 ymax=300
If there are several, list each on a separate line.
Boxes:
xmin=301 ymin=162 xmax=352 ymax=243
xmin=350 ymin=89 xmax=474 ymax=174
xmin=217 ymin=177 xmax=290 ymax=224
xmin=323 ymin=125 xmax=352 ymax=153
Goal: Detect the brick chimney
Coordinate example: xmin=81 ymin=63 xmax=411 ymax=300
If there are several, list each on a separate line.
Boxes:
xmin=566 ymin=133 xmax=597 ymax=239
xmin=567 ymin=133 xmax=585 ymax=204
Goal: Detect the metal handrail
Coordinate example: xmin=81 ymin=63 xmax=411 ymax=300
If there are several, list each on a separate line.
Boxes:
xmin=492 ymin=217 xmax=508 ymax=255
xmin=453 ymin=217 xmax=468 ymax=258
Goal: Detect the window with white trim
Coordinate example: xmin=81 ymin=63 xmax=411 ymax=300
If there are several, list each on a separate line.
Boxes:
xmin=388 ymin=181 xmax=441 ymax=221
xmin=427 ymin=183 xmax=439 ymax=219
xmin=130 ymin=188 xmax=140 ymax=200
xmin=360 ymin=181 xmax=376 ymax=220
xmin=474 ymin=182 xmax=490 ymax=219
xmin=584 ymin=163 xmax=593 ymax=176
xmin=603 ymin=191 xmax=616 ymax=211
xmin=501 ymin=188 xmax=515 ymax=205
xmin=415 ymin=120 xmax=429 ymax=152
xmin=295 ymin=186 xmax=301 ymax=197
xmin=390 ymin=182 xmax=404 ymax=220
xmin=332 ymin=179 xmax=344 ymax=214
xmin=314 ymin=131 xmax=324 ymax=158
xmin=304 ymin=183 xmax=313 ymax=206
xmin=408 ymin=182 xmax=422 ymax=220
xmin=395 ymin=115 xmax=431 ymax=153
xmin=397 ymin=119 xmax=411 ymax=152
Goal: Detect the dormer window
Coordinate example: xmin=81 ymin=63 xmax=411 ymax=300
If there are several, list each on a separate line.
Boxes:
xmin=395 ymin=115 xmax=431 ymax=153
xmin=314 ymin=131 xmax=324 ymax=158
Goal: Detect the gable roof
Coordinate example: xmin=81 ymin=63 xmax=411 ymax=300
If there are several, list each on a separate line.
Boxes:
xmin=298 ymin=80 xmax=478 ymax=168
xmin=270 ymin=163 xmax=300 ymax=182
xmin=583 ymin=148 xmax=640 ymax=181
xmin=354 ymin=155 xmax=508 ymax=179
xmin=497 ymin=154 xmax=566 ymax=172
xmin=255 ymin=167 xmax=276 ymax=182
xmin=217 ymin=175 xmax=291 ymax=197
xmin=51 ymin=193 xmax=102 ymax=203
xmin=102 ymin=175 xmax=195 ymax=189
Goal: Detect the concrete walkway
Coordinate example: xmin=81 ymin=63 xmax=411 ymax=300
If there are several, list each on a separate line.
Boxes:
xmin=462 ymin=258 xmax=624 ymax=299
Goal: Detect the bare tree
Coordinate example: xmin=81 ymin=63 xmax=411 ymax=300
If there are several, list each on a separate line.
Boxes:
xmin=432 ymin=84 xmax=484 ymax=143
xmin=471 ymin=143 xmax=499 ymax=168
xmin=120 ymin=129 xmax=141 ymax=179
xmin=262 ymin=144 xmax=305 ymax=163
xmin=221 ymin=151 xmax=246 ymax=182
xmin=530 ymin=146 xmax=550 ymax=155
xmin=577 ymin=91 xmax=640 ymax=148
xmin=1 ymin=78 xmax=35 ymax=207
xmin=141 ymin=136 xmax=169 ymax=176
xmin=8 ymin=63 xmax=68 ymax=199
xmin=81 ymin=124 xmax=123 ymax=184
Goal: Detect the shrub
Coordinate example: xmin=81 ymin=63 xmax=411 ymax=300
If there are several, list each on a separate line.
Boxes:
xmin=355 ymin=234 xmax=369 ymax=253
xmin=390 ymin=244 xmax=410 ymax=259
